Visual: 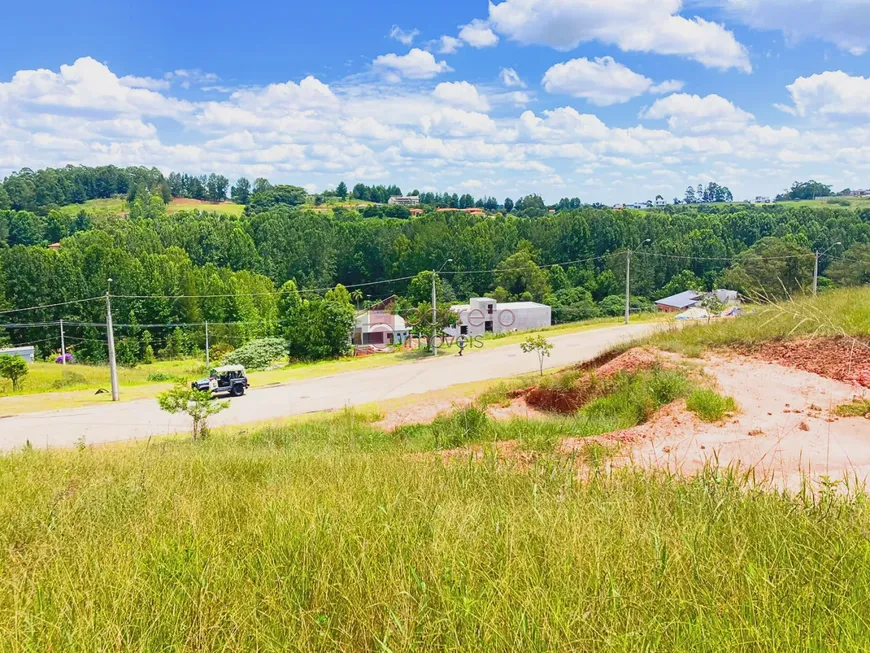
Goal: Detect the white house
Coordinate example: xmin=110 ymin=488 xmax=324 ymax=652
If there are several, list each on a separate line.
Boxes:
xmin=387 ymin=195 xmax=420 ymax=206
xmin=352 ymin=312 xmax=410 ymax=348
xmin=654 ymin=198 xmax=667 ymax=207
xmin=445 ymin=298 xmax=551 ymax=338
xmin=0 ymin=346 xmax=35 ymax=362
xmin=753 ymin=196 xmax=772 ymax=204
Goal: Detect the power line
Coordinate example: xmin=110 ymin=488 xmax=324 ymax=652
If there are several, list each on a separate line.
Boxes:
xmin=0 ymin=296 xmax=103 ymax=316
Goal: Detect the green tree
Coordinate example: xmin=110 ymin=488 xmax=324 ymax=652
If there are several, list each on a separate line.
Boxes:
xmin=721 ymin=237 xmax=814 ymax=301
xmin=0 ymin=355 xmax=28 ymax=391
xmin=521 ymin=335 xmax=553 ymax=376
xmin=0 ymin=185 xmax=10 ymax=210
xmin=336 ymin=181 xmax=348 ymax=199
xmin=827 ymin=243 xmax=870 ymax=286
xmin=504 ymin=197 xmax=514 ymax=212
xmin=231 ymin=177 xmax=251 ymax=204
xmin=157 ymin=385 xmax=229 ymax=440
xmin=494 ymin=247 xmax=550 ymax=301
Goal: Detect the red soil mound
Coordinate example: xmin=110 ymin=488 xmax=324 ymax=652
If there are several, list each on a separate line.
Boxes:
xmin=737 ymin=337 xmax=870 ymax=387
xmin=525 ymin=347 xmax=665 ymax=414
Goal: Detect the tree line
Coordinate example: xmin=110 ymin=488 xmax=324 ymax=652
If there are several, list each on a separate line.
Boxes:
xmin=1 ymin=197 xmax=868 ymax=365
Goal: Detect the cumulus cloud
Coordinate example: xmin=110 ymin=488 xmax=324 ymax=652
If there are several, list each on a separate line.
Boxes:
xmin=437 ymin=36 xmax=463 ymax=54
xmin=119 ymin=75 xmax=171 ymax=91
xmin=487 ymin=0 xmax=751 ymax=71
xmin=641 ymin=93 xmax=755 ymax=132
xmin=389 ymin=25 xmax=420 ymax=45
xmin=5 ymin=56 xmax=870 ymax=205
xmin=542 ymin=56 xmax=684 ymax=105
xmin=500 ymin=67 xmax=525 ymax=87
xmin=432 ymin=81 xmax=491 ymax=111
xmin=720 ymin=0 xmax=870 ymax=55
xmin=373 ymin=48 xmax=453 ymax=80
xmin=459 ymin=19 xmax=500 ymax=47
xmin=780 ymin=71 xmax=870 ymax=119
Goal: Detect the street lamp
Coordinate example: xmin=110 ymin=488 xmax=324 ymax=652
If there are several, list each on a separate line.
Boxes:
xmin=432 ymin=258 xmax=453 ymax=355
xmin=626 ymin=239 xmax=651 ymax=324
xmin=813 ymin=242 xmax=842 ymax=297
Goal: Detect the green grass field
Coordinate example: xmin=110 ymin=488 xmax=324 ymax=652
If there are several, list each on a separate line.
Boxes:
xmin=56 ymin=197 xmax=245 ymax=218
xmin=2 ymin=407 xmax=869 ymax=650
xmin=777 ymin=197 xmax=870 ymax=209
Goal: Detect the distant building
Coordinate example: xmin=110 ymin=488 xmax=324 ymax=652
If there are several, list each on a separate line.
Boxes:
xmin=655 ymin=290 xmax=702 ymax=313
xmin=352 ymin=312 xmax=410 ymax=348
xmin=655 ymin=289 xmax=740 ymax=313
xmin=753 ymin=196 xmax=772 ymax=204
xmin=850 ymin=189 xmax=870 ymax=197
xmin=388 ymin=195 xmax=420 ymax=206
xmin=445 ymin=298 xmax=551 ymax=337
xmin=612 ymin=203 xmax=625 ymax=210
xmin=409 ymin=208 xmax=424 ymax=216
xmin=0 ymin=346 xmax=35 ymax=363
xmin=48 ymin=242 xmax=61 ymax=250
xmin=654 ymin=198 xmax=667 ymax=207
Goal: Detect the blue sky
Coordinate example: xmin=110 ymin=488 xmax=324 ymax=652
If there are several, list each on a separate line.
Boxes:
xmin=2 ymin=0 xmax=870 ymax=203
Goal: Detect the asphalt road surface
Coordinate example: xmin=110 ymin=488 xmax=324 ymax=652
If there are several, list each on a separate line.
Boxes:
xmin=0 ymin=322 xmax=663 ymax=451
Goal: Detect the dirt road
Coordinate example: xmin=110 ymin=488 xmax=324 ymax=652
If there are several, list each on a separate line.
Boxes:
xmin=0 ymin=322 xmax=661 ymax=451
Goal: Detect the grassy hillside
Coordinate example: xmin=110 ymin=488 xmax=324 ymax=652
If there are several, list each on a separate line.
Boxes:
xmin=1 ymin=410 xmax=869 ymax=649
xmin=57 ymin=197 xmax=245 ymax=218
xmin=646 ymin=286 xmax=870 ymax=356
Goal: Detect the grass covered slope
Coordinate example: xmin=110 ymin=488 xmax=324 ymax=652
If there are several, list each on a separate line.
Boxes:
xmin=648 ymin=286 xmax=870 ymax=356
xmin=2 ymin=414 xmax=870 ymax=650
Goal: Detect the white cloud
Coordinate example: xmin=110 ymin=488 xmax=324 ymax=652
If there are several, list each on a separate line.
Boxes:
xmin=389 ymin=25 xmax=420 ymax=45
xmin=542 ymin=56 xmax=683 ymax=106
xmin=500 ymin=67 xmax=525 ymax=88
xmin=459 ymin=19 xmax=500 ymax=47
xmin=421 ymin=107 xmax=498 ymax=137
xmin=641 ymin=93 xmax=754 ymax=132
xmin=119 ymin=75 xmax=171 ymax=91
xmin=373 ymin=48 xmax=453 ymax=80
xmin=487 ymin=0 xmax=751 ymax=71
xmin=720 ymin=0 xmax=870 ymax=55
xmin=166 ymin=68 xmax=219 ymax=89
xmin=432 ymin=81 xmax=491 ymax=111
xmin=438 ymin=36 xmax=463 ymax=54
xmin=781 ymin=71 xmax=870 ymax=119
xmin=0 ymin=57 xmax=193 ymax=119
xmin=6 ymin=56 xmax=870 ymax=206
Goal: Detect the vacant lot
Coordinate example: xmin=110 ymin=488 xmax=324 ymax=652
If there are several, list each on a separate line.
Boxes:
xmin=2 ymin=411 xmax=870 ymax=650
xmin=57 ymin=197 xmax=245 ymax=218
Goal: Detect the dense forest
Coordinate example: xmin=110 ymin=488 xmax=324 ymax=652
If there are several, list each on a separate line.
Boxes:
xmin=0 ymin=165 xmax=868 ymax=364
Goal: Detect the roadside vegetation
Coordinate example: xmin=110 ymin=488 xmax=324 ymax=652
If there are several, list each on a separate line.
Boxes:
xmin=646 ymin=286 xmax=870 ymax=357
xmin=1 ymin=408 xmax=869 ymax=650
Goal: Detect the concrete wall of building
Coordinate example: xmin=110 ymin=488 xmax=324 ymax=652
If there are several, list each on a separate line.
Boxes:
xmin=494 ymin=305 xmax=551 ymax=333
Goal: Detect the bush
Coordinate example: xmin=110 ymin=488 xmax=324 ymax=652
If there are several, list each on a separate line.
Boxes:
xmin=50 ymin=370 xmax=87 ymax=389
xmin=430 ymin=406 xmax=489 ymax=449
xmin=209 ymin=343 xmax=235 ymax=361
xmin=221 ymin=337 xmax=288 ymax=369
xmin=147 ymin=372 xmax=185 ymax=383
xmin=686 ymin=388 xmax=737 ymax=422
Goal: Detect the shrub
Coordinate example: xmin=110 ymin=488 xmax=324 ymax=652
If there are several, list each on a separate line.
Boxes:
xmin=50 ymin=371 xmax=88 ymax=389
xmin=209 ymin=343 xmax=235 ymax=361
xmin=430 ymin=406 xmax=489 ymax=449
xmin=147 ymin=372 xmax=185 ymax=383
xmin=221 ymin=337 xmax=287 ymax=369
xmin=687 ymin=388 xmax=737 ymax=422
xmin=0 ymin=354 xmax=28 ymax=391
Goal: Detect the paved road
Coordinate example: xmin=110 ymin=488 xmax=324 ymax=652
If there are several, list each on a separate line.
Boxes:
xmin=0 ymin=322 xmax=663 ymax=450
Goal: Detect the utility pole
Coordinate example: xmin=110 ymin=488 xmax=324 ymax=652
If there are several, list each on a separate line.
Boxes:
xmin=59 ymin=319 xmax=66 ymax=366
xmin=625 ymin=239 xmax=651 ymax=325
xmin=624 ymin=249 xmax=632 ymax=325
xmin=431 ymin=258 xmax=453 ymax=356
xmin=431 ymin=269 xmax=437 ymax=356
xmin=105 ymin=280 xmax=120 ymax=401
xmin=204 ymin=321 xmax=210 ymax=369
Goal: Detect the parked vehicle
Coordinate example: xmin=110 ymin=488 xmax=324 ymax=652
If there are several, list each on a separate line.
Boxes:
xmin=191 ymin=365 xmax=249 ymax=397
